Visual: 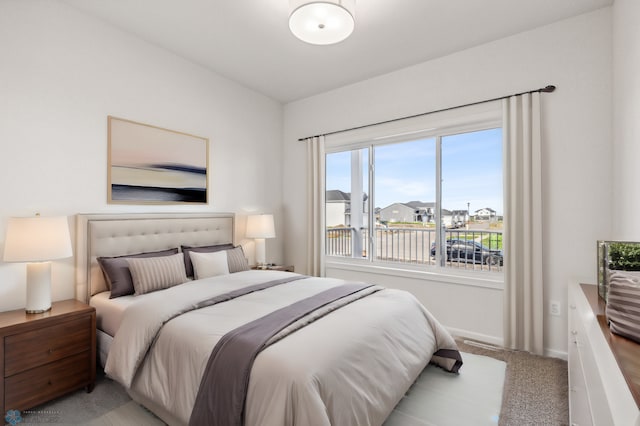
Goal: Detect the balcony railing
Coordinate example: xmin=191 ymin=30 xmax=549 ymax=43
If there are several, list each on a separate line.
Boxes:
xmin=326 ymin=226 xmax=503 ymax=272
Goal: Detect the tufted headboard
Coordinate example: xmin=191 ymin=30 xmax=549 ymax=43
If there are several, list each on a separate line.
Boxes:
xmin=75 ymin=212 xmax=235 ymax=302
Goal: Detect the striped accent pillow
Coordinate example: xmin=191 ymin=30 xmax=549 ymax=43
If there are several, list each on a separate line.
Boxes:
xmin=227 ymin=246 xmax=249 ymax=273
xmin=127 ymin=253 xmax=188 ymax=296
xmin=606 ymin=270 xmax=640 ymax=343
xmin=98 ymin=248 xmax=180 ymax=298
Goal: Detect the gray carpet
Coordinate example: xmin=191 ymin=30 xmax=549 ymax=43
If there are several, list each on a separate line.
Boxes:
xmin=18 ymin=371 xmax=131 ymax=426
xmin=21 ymin=341 xmax=568 ymax=425
xmin=19 ymin=370 xmax=131 ymax=425
xmin=87 ymin=401 xmax=165 ymax=426
xmin=457 ymin=339 xmax=569 ymax=426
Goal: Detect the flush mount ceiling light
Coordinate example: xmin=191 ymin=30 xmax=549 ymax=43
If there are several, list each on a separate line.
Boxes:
xmin=289 ymin=0 xmax=355 ymax=45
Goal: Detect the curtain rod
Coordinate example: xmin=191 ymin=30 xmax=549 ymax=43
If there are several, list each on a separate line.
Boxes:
xmin=298 ymin=84 xmax=556 ymax=142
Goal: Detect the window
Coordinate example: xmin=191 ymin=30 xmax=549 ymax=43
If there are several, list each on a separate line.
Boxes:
xmin=324 ymin=102 xmax=503 ymax=275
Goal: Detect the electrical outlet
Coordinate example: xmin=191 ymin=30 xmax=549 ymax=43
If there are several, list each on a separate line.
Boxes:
xmin=550 ymin=300 xmax=561 ymax=316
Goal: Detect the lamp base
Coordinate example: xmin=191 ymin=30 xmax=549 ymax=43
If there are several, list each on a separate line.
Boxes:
xmin=25 ymin=262 xmax=52 ymax=313
xmin=255 ymin=238 xmax=267 ymax=267
xmin=26 ymin=307 xmax=51 ymax=314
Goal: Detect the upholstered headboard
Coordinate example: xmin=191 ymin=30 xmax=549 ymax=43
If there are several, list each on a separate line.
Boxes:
xmin=75 ymin=212 xmax=235 ymax=302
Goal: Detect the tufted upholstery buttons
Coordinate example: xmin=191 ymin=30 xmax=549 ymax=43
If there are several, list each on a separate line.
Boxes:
xmin=81 ymin=214 xmax=235 ymax=300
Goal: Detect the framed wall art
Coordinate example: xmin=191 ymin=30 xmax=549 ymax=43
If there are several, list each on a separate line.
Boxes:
xmin=108 ymin=116 xmax=209 ymax=204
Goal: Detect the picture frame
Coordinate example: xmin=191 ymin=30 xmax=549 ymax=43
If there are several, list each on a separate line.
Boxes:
xmin=108 ymin=116 xmax=209 ymax=204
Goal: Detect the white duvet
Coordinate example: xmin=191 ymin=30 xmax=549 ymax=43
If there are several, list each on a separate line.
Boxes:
xmin=105 ymin=270 xmax=460 ymax=426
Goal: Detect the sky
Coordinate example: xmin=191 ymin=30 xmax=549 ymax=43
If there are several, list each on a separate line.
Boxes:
xmin=325 ymin=128 xmax=503 ymax=215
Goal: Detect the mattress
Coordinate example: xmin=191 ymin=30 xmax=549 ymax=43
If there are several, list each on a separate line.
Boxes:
xmin=90 ymin=291 xmax=139 ymax=337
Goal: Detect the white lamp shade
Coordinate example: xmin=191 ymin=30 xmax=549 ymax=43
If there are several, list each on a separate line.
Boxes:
xmin=289 ymin=0 xmax=355 ymax=45
xmin=246 ymin=214 xmax=276 ymax=239
xmin=4 ymin=216 xmax=73 ymax=262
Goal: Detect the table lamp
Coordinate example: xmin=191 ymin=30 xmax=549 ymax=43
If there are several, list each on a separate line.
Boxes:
xmin=3 ymin=214 xmax=73 ymax=313
xmin=246 ymin=214 xmax=275 ymax=268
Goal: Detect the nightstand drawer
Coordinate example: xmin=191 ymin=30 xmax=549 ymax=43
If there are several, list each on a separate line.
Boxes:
xmin=0 ymin=300 xmax=96 ymax=416
xmin=4 ymin=351 xmax=91 ymax=411
xmin=4 ymin=315 xmax=92 ymax=376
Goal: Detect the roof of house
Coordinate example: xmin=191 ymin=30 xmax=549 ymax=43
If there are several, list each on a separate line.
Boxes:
xmin=326 ymin=190 xmax=351 ymax=202
xmin=326 ymin=189 xmax=368 ymax=202
xmin=380 ymin=201 xmax=448 ymax=215
xmin=475 ymin=207 xmax=497 ymax=213
xmin=405 ymin=201 xmax=436 ymax=209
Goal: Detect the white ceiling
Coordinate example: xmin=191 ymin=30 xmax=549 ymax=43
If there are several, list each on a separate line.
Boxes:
xmin=62 ymin=0 xmax=612 ymax=103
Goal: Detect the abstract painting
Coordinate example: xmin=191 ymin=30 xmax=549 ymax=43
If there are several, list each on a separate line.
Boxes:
xmin=108 ymin=116 xmax=208 ymax=204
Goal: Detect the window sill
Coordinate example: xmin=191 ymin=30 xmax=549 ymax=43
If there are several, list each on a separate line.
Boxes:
xmin=325 ymin=258 xmax=504 ymax=290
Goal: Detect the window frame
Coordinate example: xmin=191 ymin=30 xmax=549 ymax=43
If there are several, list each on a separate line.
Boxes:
xmin=323 ymin=101 xmax=504 ymax=287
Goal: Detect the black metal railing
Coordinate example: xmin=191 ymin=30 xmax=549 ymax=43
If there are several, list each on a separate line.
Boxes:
xmin=326 ymin=226 xmax=504 ymax=272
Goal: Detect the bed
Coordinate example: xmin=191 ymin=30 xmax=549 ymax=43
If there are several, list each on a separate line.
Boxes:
xmin=76 ymin=213 xmax=462 ymax=426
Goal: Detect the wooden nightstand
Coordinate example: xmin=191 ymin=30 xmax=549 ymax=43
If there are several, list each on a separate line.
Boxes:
xmin=251 ymin=265 xmax=295 ymax=272
xmin=0 ymin=299 xmax=96 ymax=415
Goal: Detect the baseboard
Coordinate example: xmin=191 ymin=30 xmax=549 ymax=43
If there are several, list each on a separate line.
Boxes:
xmin=447 ymin=327 xmax=503 ymax=347
xmin=544 ymin=348 xmax=567 ymax=361
xmin=448 ymin=326 xmax=568 ymax=360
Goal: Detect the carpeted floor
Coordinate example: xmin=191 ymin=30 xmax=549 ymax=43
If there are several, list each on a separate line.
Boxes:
xmin=20 ymin=339 xmax=568 ymax=425
xmin=17 ymin=369 xmax=130 ymax=425
xmin=87 ymin=401 xmax=165 ymax=426
xmin=456 ymin=339 xmax=569 ymax=426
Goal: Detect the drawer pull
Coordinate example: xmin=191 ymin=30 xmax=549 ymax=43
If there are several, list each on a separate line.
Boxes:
xmin=48 ymin=379 xmax=52 ymax=385
xmin=571 ymin=330 xmax=578 ymax=335
xmin=48 ymin=348 xmax=54 ymax=354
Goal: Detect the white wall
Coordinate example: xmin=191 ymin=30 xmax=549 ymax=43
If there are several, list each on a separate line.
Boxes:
xmin=612 ymin=0 xmax=640 ymax=239
xmin=0 ymin=0 xmax=284 ymax=311
xmin=283 ymin=8 xmax=613 ymax=356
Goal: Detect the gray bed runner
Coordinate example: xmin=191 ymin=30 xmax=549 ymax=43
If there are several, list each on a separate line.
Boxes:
xmin=188 ymin=282 xmax=377 ymax=426
xmin=193 ymin=275 xmax=308 ymax=309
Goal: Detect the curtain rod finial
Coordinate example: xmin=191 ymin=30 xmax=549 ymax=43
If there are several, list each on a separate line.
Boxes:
xmin=541 ymin=85 xmax=556 ymax=93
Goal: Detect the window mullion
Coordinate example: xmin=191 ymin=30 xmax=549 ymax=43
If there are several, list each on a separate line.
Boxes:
xmin=435 ymin=135 xmax=444 ymax=267
xmin=368 ymin=146 xmax=375 ymax=263
xmin=350 ymin=150 xmax=364 ymax=260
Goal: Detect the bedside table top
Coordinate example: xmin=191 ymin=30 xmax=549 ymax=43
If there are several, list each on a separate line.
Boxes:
xmin=0 ymin=299 xmax=94 ymax=331
xmin=251 ymin=265 xmax=294 ymax=272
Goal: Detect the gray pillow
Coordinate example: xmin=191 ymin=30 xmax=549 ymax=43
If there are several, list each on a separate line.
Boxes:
xmin=98 ymin=248 xmax=179 ymax=298
xmin=227 ymin=246 xmax=249 ymax=273
xmin=127 ymin=253 xmax=188 ymax=296
xmin=181 ymin=243 xmax=234 ymax=278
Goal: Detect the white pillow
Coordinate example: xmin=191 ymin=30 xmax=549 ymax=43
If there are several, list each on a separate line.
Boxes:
xmin=190 ymin=250 xmax=230 ymax=279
